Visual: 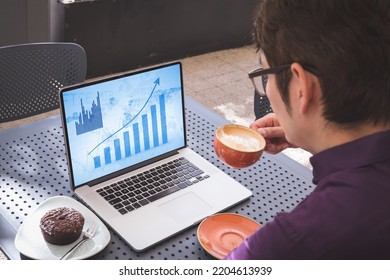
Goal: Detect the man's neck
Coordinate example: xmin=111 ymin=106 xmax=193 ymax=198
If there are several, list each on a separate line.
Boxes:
xmin=310 ymin=122 xmax=390 ymax=154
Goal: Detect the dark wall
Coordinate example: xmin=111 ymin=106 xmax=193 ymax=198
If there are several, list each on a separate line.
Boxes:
xmin=0 ymin=0 xmax=27 ymax=45
xmin=64 ymin=0 xmax=259 ymax=78
xmin=0 ymin=0 xmax=59 ymax=46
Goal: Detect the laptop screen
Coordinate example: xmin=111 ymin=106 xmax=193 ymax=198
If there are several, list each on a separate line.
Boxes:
xmin=60 ymin=62 xmax=186 ymax=188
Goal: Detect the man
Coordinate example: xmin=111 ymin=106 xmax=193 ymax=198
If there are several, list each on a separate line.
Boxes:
xmin=225 ymin=0 xmax=390 ymax=259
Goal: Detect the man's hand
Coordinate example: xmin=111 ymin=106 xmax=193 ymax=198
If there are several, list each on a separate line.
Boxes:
xmin=250 ymin=113 xmax=296 ymax=154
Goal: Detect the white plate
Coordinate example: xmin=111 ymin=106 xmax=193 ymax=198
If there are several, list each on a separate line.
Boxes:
xmin=14 ymin=196 xmax=111 ymax=260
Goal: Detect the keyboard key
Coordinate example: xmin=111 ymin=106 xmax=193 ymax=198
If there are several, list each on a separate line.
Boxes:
xmin=177 ymin=182 xmax=187 ymax=189
xmin=166 ymin=181 xmax=174 ymax=187
xmin=139 ymin=199 xmax=149 ymax=206
xmin=114 ymin=203 xmax=124 ymax=209
xmin=104 ymin=194 xmax=115 ymax=201
xmin=191 ymin=170 xmax=204 ymax=177
xmin=148 ymin=186 xmax=180 ymax=202
xmin=109 ymin=197 xmax=121 ymax=205
xmin=128 ymin=192 xmax=135 ymax=197
xmin=133 ymin=202 xmax=141 ymax=209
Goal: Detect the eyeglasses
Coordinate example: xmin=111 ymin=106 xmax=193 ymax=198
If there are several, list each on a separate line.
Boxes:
xmin=248 ymin=64 xmax=319 ymax=96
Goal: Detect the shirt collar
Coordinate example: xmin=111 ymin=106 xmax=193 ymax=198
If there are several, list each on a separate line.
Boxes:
xmin=310 ymin=129 xmax=390 ymax=184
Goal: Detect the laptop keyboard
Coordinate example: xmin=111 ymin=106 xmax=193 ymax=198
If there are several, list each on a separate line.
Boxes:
xmin=96 ymin=157 xmax=210 ymax=214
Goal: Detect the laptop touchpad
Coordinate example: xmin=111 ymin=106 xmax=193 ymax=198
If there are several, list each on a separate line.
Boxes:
xmin=158 ymin=192 xmax=211 ymax=224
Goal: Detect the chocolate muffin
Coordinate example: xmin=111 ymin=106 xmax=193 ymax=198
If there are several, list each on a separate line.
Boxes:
xmin=39 ymin=207 xmax=85 ymax=245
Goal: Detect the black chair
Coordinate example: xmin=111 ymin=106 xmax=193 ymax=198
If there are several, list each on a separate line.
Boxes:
xmin=0 ymin=42 xmax=87 ymax=123
xmin=254 ymin=90 xmax=273 ymax=119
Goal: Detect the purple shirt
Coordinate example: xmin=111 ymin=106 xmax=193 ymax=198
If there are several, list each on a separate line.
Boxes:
xmin=225 ymin=129 xmax=390 ymax=259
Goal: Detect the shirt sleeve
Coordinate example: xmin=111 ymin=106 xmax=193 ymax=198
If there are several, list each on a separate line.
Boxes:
xmin=224 ymin=213 xmax=312 ymax=260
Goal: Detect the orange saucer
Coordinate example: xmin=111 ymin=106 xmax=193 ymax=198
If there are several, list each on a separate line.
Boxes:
xmin=197 ymin=213 xmax=261 ymax=259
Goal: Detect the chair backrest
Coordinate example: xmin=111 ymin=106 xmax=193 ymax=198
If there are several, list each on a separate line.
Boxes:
xmin=0 ymin=42 xmax=87 ymax=122
xmin=254 ymin=91 xmax=273 ymax=119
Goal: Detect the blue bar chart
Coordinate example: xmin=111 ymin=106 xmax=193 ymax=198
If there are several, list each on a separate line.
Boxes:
xmin=92 ymin=94 xmax=168 ymax=169
xmin=75 ymin=92 xmax=103 ymax=135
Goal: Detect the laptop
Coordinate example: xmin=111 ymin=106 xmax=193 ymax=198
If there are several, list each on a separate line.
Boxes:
xmin=58 ymin=61 xmax=252 ymax=252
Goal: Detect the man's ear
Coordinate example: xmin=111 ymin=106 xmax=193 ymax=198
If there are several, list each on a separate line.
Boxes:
xmin=290 ymin=63 xmax=318 ymax=115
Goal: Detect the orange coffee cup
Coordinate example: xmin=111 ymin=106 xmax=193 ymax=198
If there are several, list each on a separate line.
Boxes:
xmin=214 ymin=124 xmax=266 ymax=169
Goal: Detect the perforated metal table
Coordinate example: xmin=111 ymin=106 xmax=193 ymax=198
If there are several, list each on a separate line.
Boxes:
xmin=0 ymin=96 xmax=314 ymax=260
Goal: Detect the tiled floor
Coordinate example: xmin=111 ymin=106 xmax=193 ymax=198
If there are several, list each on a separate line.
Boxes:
xmin=182 ymin=45 xmax=259 ymax=124
xmin=0 ymin=44 xmax=311 ymax=260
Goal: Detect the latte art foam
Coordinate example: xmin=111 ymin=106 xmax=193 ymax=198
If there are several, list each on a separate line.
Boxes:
xmin=220 ymin=132 xmax=262 ymax=152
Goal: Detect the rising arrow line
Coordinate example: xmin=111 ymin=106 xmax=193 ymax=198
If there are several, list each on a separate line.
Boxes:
xmin=87 ymin=77 xmax=160 ymax=155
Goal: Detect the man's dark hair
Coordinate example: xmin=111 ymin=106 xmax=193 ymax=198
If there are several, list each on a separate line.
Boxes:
xmin=253 ymin=0 xmax=390 ymax=126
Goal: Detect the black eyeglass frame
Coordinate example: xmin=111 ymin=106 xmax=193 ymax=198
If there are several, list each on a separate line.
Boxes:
xmin=248 ymin=64 xmax=320 ymax=96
